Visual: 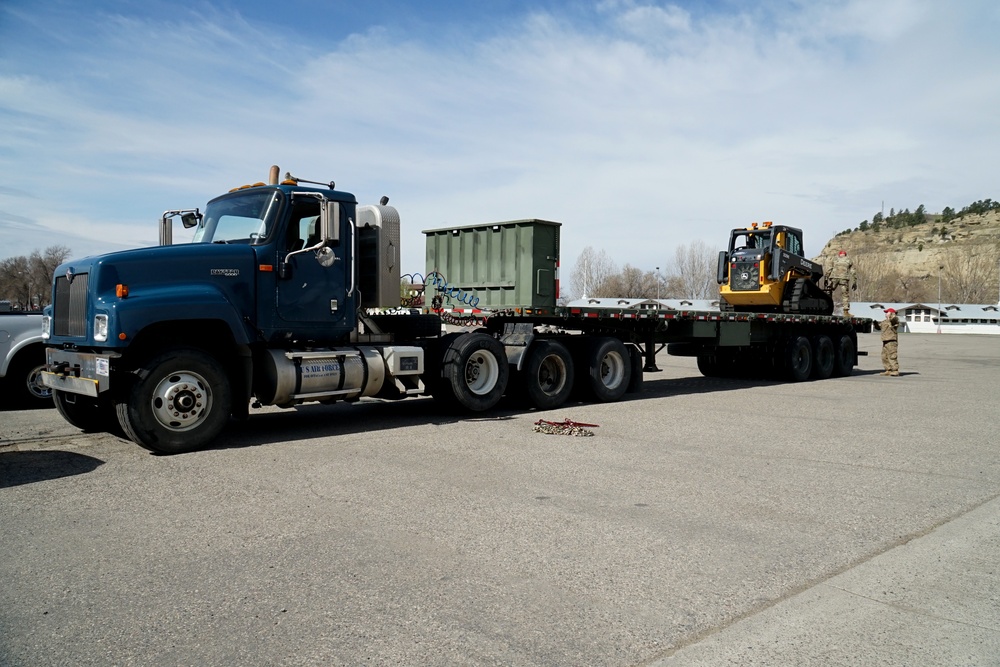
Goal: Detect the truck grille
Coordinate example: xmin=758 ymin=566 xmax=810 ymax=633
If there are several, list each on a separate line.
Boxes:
xmin=730 ymin=261 xmax=759 ymax=291
xmin=54 ymin=273 xmax=89 ymax=337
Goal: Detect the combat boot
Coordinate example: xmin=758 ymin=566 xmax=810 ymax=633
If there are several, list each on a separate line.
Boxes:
xmin=889 ymin=371 xmax=900 ymax=376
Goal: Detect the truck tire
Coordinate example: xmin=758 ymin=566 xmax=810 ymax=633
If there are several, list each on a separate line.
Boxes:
xmin=438 ymin=332 xmax=508 ymax=412
xmin=8 ymin=348 xmax=52 ymax=407
xmin=53 ymin=390 xmax=118 ymax=433
xmin=833 ymin=333 xmax=856 ymax=377
xmin=811 ymin=335 xmax=835 ymax=380
xmin=783 ymin=336 xmax=813 ymax=382
xmin=521 ymin=340 xmax=574 ymax=409
xmin=116 ymin=348 xmax=232 ymax=454
xmin=583 ymin=337 xmax=631 ymax=402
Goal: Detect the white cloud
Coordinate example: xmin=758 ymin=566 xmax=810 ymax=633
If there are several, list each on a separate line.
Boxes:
xmin=0 ymin=0 xmax=997 ymax=286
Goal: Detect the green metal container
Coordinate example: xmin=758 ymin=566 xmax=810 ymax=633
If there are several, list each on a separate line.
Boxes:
xmin=423 ymin=219 xmax=561 ymax=310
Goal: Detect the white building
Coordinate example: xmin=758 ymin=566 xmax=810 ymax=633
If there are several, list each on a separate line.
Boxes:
xmin=850 ymin=302 xmax=1000 ymax=335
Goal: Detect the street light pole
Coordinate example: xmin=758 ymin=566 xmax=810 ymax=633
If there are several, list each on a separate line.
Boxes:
xmin=656 ymin=266 xmax=660 ymax=302
xmin=937 ymin=265 xmax=943 ymax=334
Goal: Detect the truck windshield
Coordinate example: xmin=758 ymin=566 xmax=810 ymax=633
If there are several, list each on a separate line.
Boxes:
xmin=193 ymin=190 xmax=283 ymax=244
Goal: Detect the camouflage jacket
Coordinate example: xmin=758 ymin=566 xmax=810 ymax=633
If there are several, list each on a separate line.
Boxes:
xmin=879 ymin=314 xmax=899 ymax=342
xmin=828 ymin=255 xmax=856 ymax=282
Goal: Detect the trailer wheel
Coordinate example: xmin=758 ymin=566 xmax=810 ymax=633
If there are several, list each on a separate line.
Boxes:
xmin=519 ymin=340 xmax=574 ymax=409
xmin=832 ymin=333 xmax=856 ymax=377
xmin=584 ymin=338 xmax=631 ymax=402
xmin=811 ymin=335 xmax=835 ymax=380
xmin=438 ymin=332 xmax=508 ymax=411
xmin=54 ymin=390 xmax=119 ymax=433
xmin=116 ymin=348 xmax=232 ymax=454
xmin=783 ymin=336 xmax=813 ymax=382
xmin=626 ymin=345 xmax=644 ymax=393
xmin=697 ymin=354 xmax=720 ymax=377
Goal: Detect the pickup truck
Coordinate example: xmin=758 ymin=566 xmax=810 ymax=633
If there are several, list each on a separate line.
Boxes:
xmin=1 ymin=312 xmax=51 ymax=407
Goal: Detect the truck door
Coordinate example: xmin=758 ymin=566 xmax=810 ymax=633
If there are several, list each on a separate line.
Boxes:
xmin=276 ymin=200 xmax=354 ymax=339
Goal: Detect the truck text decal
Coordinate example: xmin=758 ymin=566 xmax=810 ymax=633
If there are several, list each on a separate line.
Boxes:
xmin=210 ymin=269 xmax=240 ymax=277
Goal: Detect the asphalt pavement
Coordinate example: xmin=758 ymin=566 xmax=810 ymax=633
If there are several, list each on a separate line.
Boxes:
xmin=2 ymin=332 xmax=999 ymax=666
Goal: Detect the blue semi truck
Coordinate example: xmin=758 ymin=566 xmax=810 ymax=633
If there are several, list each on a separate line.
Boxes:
xmin=42 ymin=166 xmax=870 ymax=454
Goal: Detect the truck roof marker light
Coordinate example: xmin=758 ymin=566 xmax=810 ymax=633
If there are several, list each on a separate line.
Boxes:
xmin=116 ymin=284 xmax=129 ymax=298
xmin=259 ymin=264 xmax=274 ymax=272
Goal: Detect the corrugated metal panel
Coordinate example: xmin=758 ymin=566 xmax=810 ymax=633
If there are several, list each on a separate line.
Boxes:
xmin=423 ymin=219 xmax=561 ymax=310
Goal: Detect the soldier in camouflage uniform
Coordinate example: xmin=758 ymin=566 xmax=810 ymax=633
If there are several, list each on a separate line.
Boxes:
xmin=828 ymin=250 xmax=857 ymax=316
xmin=878 ymin=308 xmax=900 ymax=376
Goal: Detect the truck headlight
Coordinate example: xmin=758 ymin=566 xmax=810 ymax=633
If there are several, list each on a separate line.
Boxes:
xmin=94 ymin=314 xmax=109 ymax=342
xmin=41 ymin=315 xmax=51 ymax=340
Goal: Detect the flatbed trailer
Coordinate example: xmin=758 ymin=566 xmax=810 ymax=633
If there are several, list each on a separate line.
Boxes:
xmin=464 ymin=306 xmax=872 ymax=388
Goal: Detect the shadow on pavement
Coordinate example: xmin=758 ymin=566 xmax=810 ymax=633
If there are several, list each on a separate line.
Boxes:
xmin=0 ymin=450 xmax=105 ymax=488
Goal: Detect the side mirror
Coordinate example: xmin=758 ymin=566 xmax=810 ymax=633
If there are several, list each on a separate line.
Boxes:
xmin=181 ymin=211 xmax=202 ymax=229
xmin=716 ymin=250 xmax=728 ymax=284
xmin=320 ymin=200 xmax=340 ymax=244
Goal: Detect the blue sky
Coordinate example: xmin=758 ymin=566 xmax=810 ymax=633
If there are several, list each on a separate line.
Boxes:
xmin=1 ymin=0 xmax=998 ymax=284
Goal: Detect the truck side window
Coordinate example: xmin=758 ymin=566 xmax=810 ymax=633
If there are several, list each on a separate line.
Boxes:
xmin=287 ymin=205 xmax=320 ymax=251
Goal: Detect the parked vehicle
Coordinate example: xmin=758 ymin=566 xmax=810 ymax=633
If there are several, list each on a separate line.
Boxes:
xmin=41 ymin=166 xmax=872 ymax=454
xmin=1 ymin=312 xmax=51 ymax=407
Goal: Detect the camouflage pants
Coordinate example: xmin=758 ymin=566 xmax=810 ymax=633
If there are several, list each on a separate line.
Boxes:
xmin=882 ymin=341 xmax=899 ymax=373
xmin=833 ymin=279 xmax=851 ymax=314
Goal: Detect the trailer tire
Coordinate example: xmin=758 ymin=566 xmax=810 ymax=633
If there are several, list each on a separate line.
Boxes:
xmin=783 ymin=336 xmax=813 ymax=382
xmin=833 ymin=333 xmax=856 ymax=377
xmin=626 ymin=345 xmax=643 ymax=393
xmin=811 ymin=335 xmax=835 ymax=380
xmin=521 ymin=340 xmax=574 ymax=409
xmin=583 ymin=338 xmax=631 ymax=402
xmin=439 ymin=332 xmax=508 ymax=412
xmin=116 ymin=348 xmax=232 ymax=454
xmin=54 ymin=390 xmax=119 ymax=433
xmin=697 ymin=354 xmax=720 ymax=377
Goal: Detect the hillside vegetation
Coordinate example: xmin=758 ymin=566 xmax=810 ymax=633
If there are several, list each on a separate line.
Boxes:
xmin=815 ymin=201 xmax=1000 ymax=304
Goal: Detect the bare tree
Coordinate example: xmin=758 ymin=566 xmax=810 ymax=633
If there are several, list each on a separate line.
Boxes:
xmin=663 ymin=240 xmax=716 ymax=299
xmin=604 ymin=264 xmax=658 ymax=298
xmin=569 ymin=246 xmax=618 ymax=298
xmin=0 ymin=245 xmax=72 ymax=309
xmin=941 ymin=244 xmax=1000 ymax=303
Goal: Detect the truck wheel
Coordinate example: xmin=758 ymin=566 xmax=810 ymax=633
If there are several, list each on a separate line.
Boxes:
xmin=439 ymin=332 xmax=508 ymax=411
xmin=117 ymin=348 xmax=232 ymax=454
xmin=522 ymin=340 xmax=574 ymax=409
xmin=8 ymin=349 xmax=53 ymax=407
xmin=53 ymin=390 xmax=118 ymax=433
xmin=584 ymin=337 xmax=631 ymax=402
xmin=783 ymin=336 xmax=813 ymax=382
xmin=811 ymin=335 xmax=835 ymax=380
xmin=832 ymin=334 xmax=856 ymax=377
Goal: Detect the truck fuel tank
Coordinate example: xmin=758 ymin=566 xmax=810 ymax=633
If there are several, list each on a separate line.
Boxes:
xmin=260 ymin=347 xmax=386 ymax=407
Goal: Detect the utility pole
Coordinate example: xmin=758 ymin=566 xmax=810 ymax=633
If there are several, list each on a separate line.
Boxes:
xmin=937 ymin=265 xmax=943 ymax=334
